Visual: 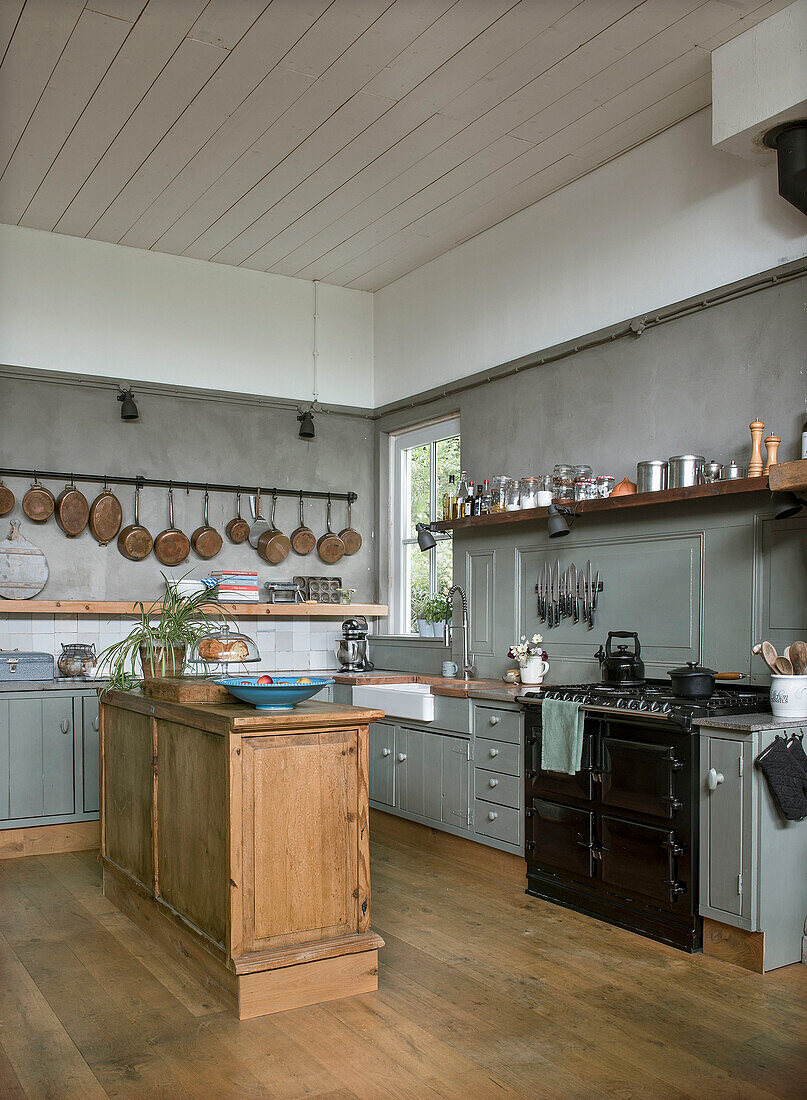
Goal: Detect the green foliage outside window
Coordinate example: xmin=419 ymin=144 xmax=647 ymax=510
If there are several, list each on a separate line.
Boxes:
xmin=406 ymin=434 xmax=460 ymax=631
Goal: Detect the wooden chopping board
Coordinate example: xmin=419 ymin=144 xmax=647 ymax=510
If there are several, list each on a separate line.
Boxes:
xmin=142 ymin=677 xmax=231 ymax=703
xmin=0 ymin=521 xmax=49 ymax=599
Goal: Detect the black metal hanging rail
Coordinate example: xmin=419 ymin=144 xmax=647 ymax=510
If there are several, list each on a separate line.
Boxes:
xmin=0 ymin=468 xmax=356 ymax=504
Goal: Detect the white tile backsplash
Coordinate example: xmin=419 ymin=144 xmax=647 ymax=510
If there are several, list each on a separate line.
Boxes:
xmin=1 ymin=613 xmax=346 ymax=671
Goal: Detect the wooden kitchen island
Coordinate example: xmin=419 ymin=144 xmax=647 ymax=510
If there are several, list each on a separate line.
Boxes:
xmin=99 ymin=690 xmax=385 ymax=1019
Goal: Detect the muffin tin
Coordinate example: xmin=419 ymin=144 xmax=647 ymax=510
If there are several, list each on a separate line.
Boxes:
xmin=293 ymin=575 xmax=343 ymax=603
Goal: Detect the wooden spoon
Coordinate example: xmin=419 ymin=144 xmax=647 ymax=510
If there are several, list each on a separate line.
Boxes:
xmin=752 ymin=641 xmax=780 ymax=674
xmin=786 ymin=640 xmax=807 ymax=676
xmin=774 ymin=655 xmax=794 ymax=675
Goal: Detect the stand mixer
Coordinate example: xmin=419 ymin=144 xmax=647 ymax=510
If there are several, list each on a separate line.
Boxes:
xmin=335 ymin=616 xmax=374 ymax=672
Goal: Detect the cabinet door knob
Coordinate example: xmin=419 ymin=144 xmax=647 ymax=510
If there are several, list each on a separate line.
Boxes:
xmin=489 ymin=715 xmax=500 ymax=725
xmin=397 ymin=752 xmax=407 ymax=762
xmin=488 ymin=778 xmax=498 ymax=787
xmin=381 ymin=748 xmax=391 ymax=757
xmin=707 ymin=768 xmax=724 ymax=791
xmin=92 ymin=718 xmax=100 ymax=731
xmin=487 ymin=811 xmax=498 ymax=821
xmin=489 ymin=748 xmax=499 ymax=757
xmin=60 ymin=718 xmax=69 ymax=734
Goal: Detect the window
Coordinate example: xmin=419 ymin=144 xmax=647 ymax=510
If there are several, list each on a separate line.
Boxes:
xmin=390 ymin=417 xmax=460 ymax=634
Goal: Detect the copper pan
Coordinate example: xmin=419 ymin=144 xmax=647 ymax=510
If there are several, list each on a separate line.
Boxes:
xmin=154 ymin=487 xmax=190 ymax=566
xmin=117 ymin=484 xmax=153 ymax=561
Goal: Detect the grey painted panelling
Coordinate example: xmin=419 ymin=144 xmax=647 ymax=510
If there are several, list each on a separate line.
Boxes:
xmin=467 ymin=548 xmax=495 ymax=657
xmin=0 ymin=373 xmax=376 ymax=601
xmin=754 ymin=514 xmax=807 ymax=654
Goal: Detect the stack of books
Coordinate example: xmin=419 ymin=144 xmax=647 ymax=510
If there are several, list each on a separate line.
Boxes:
xmin=208 ymin=570 xmax=260 ymax=602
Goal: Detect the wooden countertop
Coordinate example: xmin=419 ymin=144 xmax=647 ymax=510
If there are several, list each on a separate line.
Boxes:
xmin=332 ymin=671 xmax=523 ymax=702
xmin=103 ymin=689 xmax=384 ymax=736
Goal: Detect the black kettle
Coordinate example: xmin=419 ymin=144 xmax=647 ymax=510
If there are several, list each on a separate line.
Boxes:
xmin=596 ymin=631 xmax=645 ymax=685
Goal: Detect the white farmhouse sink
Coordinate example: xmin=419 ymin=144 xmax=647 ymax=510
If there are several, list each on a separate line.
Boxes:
xmin=352 ymin=682 xmax=434 ymax=723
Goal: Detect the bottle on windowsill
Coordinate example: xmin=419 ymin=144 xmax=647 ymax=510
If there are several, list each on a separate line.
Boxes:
xmin=464 ymin=481 xmax=475 ymax=517
xmin=456 ymin=472 xmax=469 ymax=519
xmin=472 ymin=483 xmax=484 ymax=516
xmin=443 ymin=474 xmax=456 ymax=522
xmin=802 ymin=414 xmax=807 ymax=459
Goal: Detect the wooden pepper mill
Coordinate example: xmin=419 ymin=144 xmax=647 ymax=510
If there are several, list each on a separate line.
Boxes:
xmin=748 ymin=419 xmax=765 ymax=477
xmin=763 ymin=434 xmax=781 ymax=475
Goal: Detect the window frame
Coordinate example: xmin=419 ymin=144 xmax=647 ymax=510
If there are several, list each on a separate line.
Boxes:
xmin=389 ymin=416 xmax=460 ymax=635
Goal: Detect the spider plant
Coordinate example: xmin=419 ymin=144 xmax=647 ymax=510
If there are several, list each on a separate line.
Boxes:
xmin=97 ymin=573 xmax=229 ymax=693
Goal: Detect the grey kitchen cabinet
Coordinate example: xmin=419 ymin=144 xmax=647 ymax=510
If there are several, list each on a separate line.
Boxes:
xmin=81 ymin=695 xmax=100 ymax=814
xmin=364 ymin=690 xmax=524 ymax=856
xmin=394 ymin=726 xmax=444 ymax=822
xmin=0 ymin=688 xmax=101 ymax=830
xmin=369 ymin=720 xmax=395 ymax=808
xmin=700 ymin=723 xmax=807 ymax=970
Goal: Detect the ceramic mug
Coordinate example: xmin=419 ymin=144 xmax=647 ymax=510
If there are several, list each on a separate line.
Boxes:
xmin=442 ymin=660 xmax=458 ymax=678
xmin=519 ymin=656 xmax=550 ymax=685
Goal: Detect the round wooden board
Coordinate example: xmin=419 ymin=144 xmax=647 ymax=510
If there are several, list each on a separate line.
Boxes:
xmin=0 ymin=521 xmax=49 ymax=599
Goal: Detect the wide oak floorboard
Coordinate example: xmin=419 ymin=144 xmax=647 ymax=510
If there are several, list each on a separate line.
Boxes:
xmin=0 ymin=837 xmax=805 ymax=1098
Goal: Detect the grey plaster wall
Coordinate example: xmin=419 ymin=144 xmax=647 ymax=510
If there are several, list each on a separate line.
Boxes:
xmin=0 ymin=374 xmax=377 ymax=602
xmin=373 ymin=273 xmax=807 ymax=674
xmin=378 ymin=274 xmax=807 ymax=477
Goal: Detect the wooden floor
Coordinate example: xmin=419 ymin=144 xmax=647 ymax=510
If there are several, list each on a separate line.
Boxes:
xmin=1 ymin=841 xmax=806 ymax=1100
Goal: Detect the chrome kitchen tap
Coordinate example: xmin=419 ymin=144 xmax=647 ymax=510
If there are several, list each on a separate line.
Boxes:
xmin=444 ymin=584 xmax=475 ymax=680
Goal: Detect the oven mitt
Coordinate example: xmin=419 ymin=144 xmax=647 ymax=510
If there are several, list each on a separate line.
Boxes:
xmin=755 ymin=737 xmax=807 ymax=822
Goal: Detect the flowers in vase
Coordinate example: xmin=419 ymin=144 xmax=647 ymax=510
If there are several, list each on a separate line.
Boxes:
xmin=508 ymin=635 xmax=548 ymax=663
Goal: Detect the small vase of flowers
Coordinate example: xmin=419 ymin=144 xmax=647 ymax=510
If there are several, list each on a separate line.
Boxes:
xmin=508 ymin=635 xmax=549 ymax=685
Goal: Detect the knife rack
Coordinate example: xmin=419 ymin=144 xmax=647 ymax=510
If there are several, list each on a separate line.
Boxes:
xmin=535 ymin=563 xmax=604 ymax=630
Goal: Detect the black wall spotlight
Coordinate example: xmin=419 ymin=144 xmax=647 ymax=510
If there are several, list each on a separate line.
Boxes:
xmin=416 ymin=522 xmax=437 ymax=551
xmin=297 ymin=408 xmax=315 ymax=439
xmin=771 ymin=491 xmax=807 ymax=520
xmin=547 ymin=504 xmax=572 ymax=538
xmin=117 ymin=387 xmax=139 ymax=421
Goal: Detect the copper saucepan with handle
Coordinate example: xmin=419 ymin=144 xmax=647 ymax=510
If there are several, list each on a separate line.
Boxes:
xmin=118 ymin=484 xmax=153 ymax=561
xmin=191 ymin=489 xmax=222 ymax=560
xmin=225 ymin=489 xmax=250 ymax=544
xmin=338 ymin=498 xmax=362 ymax=556
xmin=290 ymin=492 xmax=316 ymax=555
xmin=317 ymin=495 xmax=345 ymax=564
xmin=154 ymin=486 xmax=190 ymax=566
xmin=257 ymin=491 xmax=291 ymax=564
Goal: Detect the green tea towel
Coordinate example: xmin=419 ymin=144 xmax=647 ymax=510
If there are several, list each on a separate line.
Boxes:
xmin=541 ymin=698 xmax=585 ymax=775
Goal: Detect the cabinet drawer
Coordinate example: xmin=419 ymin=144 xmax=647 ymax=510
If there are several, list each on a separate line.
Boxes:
xmin=473 ymin=737 xmax=520 ymax=776
xmin=474 ymin=768 xmax=520 ymax=808
xmin=472 ymin=704 xmax=521 ymax=744
xmin=475 ymin=800 xmax=520 ymax=845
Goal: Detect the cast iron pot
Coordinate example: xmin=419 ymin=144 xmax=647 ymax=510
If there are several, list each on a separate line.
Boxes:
xmin=667 ymin=661 xmax=716 ymax=699
xmin=596 ymin=631 xmax=645 ymax=685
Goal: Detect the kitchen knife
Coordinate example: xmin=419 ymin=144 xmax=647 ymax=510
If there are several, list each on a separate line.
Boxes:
xmin=553 ymin=560 xmax=560 ymax=628
xmin=538 ymin=563 xmax=547 ymax=622
xmin=571 ymin=563 xmax=578 ymax=623
xmin=587 ymin=560 xmax=594 ymax=630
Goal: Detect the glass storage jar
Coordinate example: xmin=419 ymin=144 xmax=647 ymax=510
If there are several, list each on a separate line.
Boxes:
xmin=505 ymin=478 xmax=521 ymax=511
xmin=536 ymin=473 xmax=553 ymax=507
xmin=519 ymin=477 xmax=541 ymax=509
xmin=574 ymin=478 xmax=598 ymax=502
xmin=572 ymin=463 xmax=593 ymax=480
xmin=553 ymin=464 xmax=575 ymax=504
xmin=489 ymin=476 xmax=509 ymax=513
xmin=595 ymin=474 xmax=615 ymax=498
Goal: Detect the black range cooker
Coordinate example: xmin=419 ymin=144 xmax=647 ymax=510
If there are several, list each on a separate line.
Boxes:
xmin=517 ymin=680 xmax=769 ymax=951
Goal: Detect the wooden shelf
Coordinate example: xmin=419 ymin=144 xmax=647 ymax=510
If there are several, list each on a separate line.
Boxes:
xmin=0 ymin=601 xmax=388 ymax=618
xmin=433 ymin=476 xmax=770 ymax=532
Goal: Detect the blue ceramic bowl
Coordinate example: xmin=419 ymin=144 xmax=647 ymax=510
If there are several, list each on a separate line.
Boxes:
xmin=216 ymin=675 xmax=333 ymax=711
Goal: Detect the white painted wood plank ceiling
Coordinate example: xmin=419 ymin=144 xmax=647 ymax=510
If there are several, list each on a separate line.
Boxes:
xmin=0 ymin=0 xmax=793 ymax=290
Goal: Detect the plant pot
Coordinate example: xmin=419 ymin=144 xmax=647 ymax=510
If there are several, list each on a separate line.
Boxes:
xmin=418 ymin=620 xmax=431 ymax=637
xmin=519 ymin=656 xmax=550 ymax=685
xmin=139 ymin=643 xmax=186 ymax=680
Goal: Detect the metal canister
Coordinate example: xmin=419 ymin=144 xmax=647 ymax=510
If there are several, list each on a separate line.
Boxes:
xmin=636 ymin=460 xmax=667 ymax=493
xmin=722 ymin=460 xmax=746 ymax=480
xmin=667 ymin=455 xmax=704 ymax=489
